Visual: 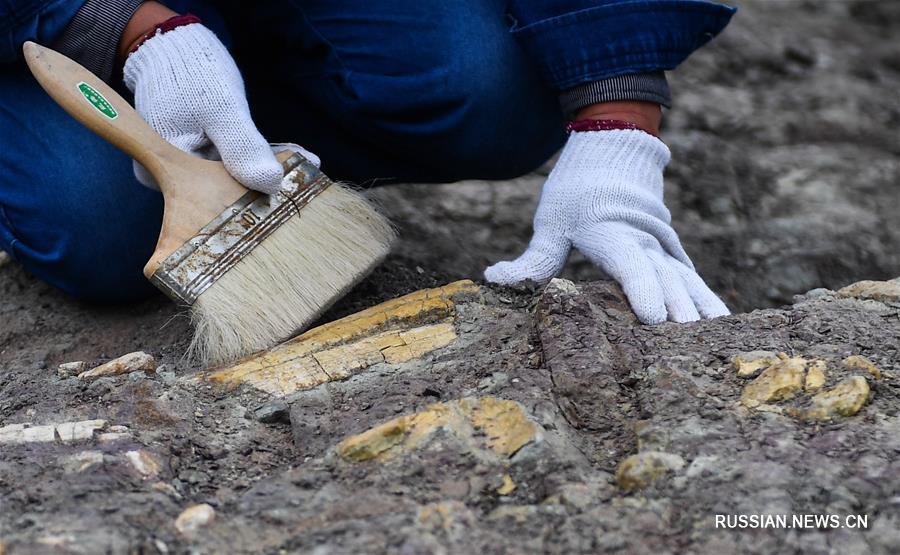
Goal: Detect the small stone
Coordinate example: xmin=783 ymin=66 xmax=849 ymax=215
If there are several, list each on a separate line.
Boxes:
xmin=732 ymin=351 xmax=781 ymax=378
xmin=0 ymin=250 xmax=10 ymax=268
xmin=254 ymin=401 xmax=290 ymax=423
xmin=56 ymin=420 xmax=107 ymax=442
xmin=545 ymin=278 xmax=579 ymax=296
xmin=175 ymin=504 xmax=216 ymax=536
xmin=1 ymin=420 xmax=109 ymax=444
xmin=62 ymin=450 xmax=104 ymax=473
xmin=151 ymin=482 xmax=183 ymax=500
xmin=684 ymin=455 xmax=720 ymax=479
xmin=78 ymin=351 xmax=156 ymax=381
xmin=57 ymin=361 xmax=87 ymax=379
xmin=740 ymin=356 xmax=806 ymax=408
xmin=843 ymin=355 xmax=882 ymax=380
xmin=551 ymin=481 xmax=614 ymax=509
xmin=805 ymin=360 xmax=827 ymax=392
xmin=497 ymin=473 xmax=516 ymax=495
xmin=615 ymin=451 xmax=685 ymax=491
xmin=836 ymin=280 xmax=900 ymax=303
xmin=97 ymin=432 xmax=130 ymax=442
xmin=126 ymin=450 xmax=162 ymax=478
xmin=487 ymin=505 xmax=544 ymax=523
xmin=416 ymin=501 xmax=476 ymax=534
xmin=805 ymin=377 xmax=870 ymax=420
xmin=477 ymin=372 xmax=509 ymax=393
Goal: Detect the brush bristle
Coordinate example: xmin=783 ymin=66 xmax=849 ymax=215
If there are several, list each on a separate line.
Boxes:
xmin=188 ymin=184 xmax=395 ymax=366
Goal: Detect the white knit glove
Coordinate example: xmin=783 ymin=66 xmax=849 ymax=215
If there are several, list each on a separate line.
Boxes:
xmin=124 ymin=24 xmax=311 ymax=194
xmin=485 ymin=130 xmax=730 ymax=324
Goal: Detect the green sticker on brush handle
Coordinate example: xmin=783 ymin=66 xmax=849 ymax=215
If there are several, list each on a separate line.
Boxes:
xmin=77 ymin=82 xmax=118 ymax=120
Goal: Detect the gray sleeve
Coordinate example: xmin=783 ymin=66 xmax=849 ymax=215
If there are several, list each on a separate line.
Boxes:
xmin=52 ymin=0 xmax=146 ymax=83
xmin=559 ymin=71 xmax=672 ymax=117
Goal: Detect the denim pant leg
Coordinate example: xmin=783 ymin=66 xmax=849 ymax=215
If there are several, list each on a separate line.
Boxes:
xmin=0 ymin=64 xmax=163 ymax=302
xmin=223 ymin=0 xmax=567 ymax=184
xmin=507 ymin=0 xmax=736 ymax=89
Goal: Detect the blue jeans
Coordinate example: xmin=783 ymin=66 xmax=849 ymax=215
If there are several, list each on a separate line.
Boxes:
xmin=0 ymin=0 xmax=733 ymax=302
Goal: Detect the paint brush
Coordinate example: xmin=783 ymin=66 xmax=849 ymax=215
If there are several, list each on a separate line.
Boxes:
xmin=24 ymin=41 xmax=395 ymax=366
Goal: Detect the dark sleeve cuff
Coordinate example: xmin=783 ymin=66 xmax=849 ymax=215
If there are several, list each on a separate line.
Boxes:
xmin=52 ymin=0 xmax=145 ymax=82
xmin=559 ymin=71 xmax=672 ymax=116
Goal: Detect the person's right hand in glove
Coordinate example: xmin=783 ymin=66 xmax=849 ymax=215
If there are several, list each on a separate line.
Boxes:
xmin=119 ymin=2 xmax=317 ymax=194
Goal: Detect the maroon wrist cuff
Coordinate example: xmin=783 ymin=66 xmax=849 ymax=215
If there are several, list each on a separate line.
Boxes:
xmin=130 ymin=13 xmax=203 ymax=54
xmin=566 ymin=118 xmax=657 ymax=138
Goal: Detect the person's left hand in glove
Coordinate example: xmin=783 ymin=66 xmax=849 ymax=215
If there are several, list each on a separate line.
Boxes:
xmin=485 ymin=101 xmax=729 ymax=324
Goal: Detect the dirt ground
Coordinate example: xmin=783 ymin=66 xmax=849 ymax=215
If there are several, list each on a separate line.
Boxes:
xmin=1 ymin=0 xmax=899 ymax=553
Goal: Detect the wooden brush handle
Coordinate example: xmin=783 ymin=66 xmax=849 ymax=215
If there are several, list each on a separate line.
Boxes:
xmin=23 ymin=41 xmax=193 ymax=177
xmin=22 ymin=41 xmax=254 ymax=278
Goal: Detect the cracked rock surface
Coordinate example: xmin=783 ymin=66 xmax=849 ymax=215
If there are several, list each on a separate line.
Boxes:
xmin=2 ymin=276 xmax=899 ymax=554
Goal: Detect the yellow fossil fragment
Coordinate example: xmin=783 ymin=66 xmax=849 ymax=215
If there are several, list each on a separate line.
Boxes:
xmin=732 ymin=351 xmax=782 ymax=378
xmin=202 ymin=280 xmax=479 ymax=396
xmin=336 ymin=397 xmax=537 ymax=462
xmin=805 ymin=377 xmax=870 ymax=420
xmin=615 ymin=451 xmax=685 ymax=491
xmin=740 ymin=356 xmax=806 ymax=408
xmin=497 ymin=473 xmax=517 ymax=495
xmin=842 ymin=355 xmax=882 ymax=380
xmin=804 ymin=360 xmax=827 ymax=392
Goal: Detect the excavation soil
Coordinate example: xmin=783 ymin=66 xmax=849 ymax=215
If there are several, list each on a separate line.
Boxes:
xmin=1 ymin=1 xmax=899 ymax=553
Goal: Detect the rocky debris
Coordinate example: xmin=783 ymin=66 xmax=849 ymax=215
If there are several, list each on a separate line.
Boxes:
xmin=805 ymin=376 xmax=871 ymax=420
xmin=2 ymin=274 xmax=900 ymax=553
xmin=78 ymin=351 xmax=156 ymax=380
xmin=736 ymin=351 xmax=881 ymax=420
xmin=175 ymin=504 xmax=216 ymax=537
xmin=57 ymin=361 xmax=86 ymax=378
xmin=615 ymin=451 xmax=686 ymax=491
xmin=0 ymin=419 xmax=107 ymax=444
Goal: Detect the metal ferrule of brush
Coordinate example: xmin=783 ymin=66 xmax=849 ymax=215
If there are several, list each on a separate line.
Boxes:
xmin=150 ymin=153 xmax=330 ymax=305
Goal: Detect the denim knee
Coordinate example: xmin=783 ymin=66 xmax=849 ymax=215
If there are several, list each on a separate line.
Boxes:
xmin=429 ymin=50 xmax=567 ymax=179
xmin=244 ymin=1 xmax=568 ymax=183
xmin=0 ymin=160 xmax=163 ymax=303
xmin=0 ymin=66 xmax=163 ymax=303
xmin=342 ymin=36 xmax=567 ymax=181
